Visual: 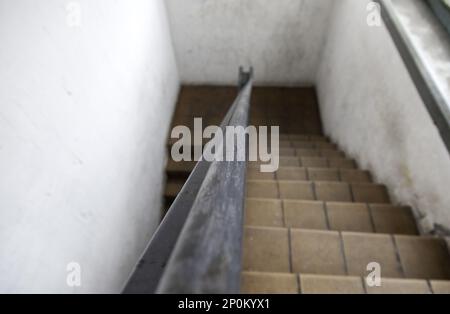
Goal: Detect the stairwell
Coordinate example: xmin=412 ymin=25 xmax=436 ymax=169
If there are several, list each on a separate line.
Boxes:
xmin=163 ymin=86 xmax=450 ymax=294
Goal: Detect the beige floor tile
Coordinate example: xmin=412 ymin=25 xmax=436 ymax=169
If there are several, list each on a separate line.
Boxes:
xmin=370 ymin=205 xmax=418 ymax=235
xmin=301 ymin=157 xmax=328 ymax=168
xmin=279 ymin=157 xmax=300 ymax=167
xmin=245 ymin=199 xmax=283 ymax=227
xmin=283 ymin=200 xmax=327 ymax=230
xmin=395 ymin=236 xmax=450 ymax=280
xmin=365 ymin=278 xmax=430 ymax=294
xmin=340 ymin=170 xmax=371 ymax=183
xmin=328 ymin=158 xmax=356 ymax=169
xmin=342 ymin=232 xmax=403 ymax=278
xmin=279 ymin=181 xmax=314 ymax=200
xmin=276 ymin=168 xmax=307 ymax=181
xmin=291 ymin=229 xmax=346 ymax=275
xmin=430 ymin=280 xmax=450 ymax=294
xmin=319 ymin=149 xmax=345 ymax=158
xmin=289 ymin=135 xmax=309 ymax=141
xmin=247 ymin=167 xmax=276 ymax=180
xmin=327 ymin=202 xmax=373 ymax=232
xmin=315 ymin=142 xmax=337 ymax=150
xmin=351 ymin=183 xmax=390 ymax=204
xmin=308 ymin=168 xmax=340 ymax=182
xmin=292 ymin=141 xmax=316 ymax=149
xmin=243 ymin=227 xmax=290 ymax=273
xmin=241 ymin=272 xmax=299 ymax=294
xmin=309 ymin=135 xmax=328 ymax=142
xmin=279 ymin=148 xmax=296 ymax=156
xmin=300 ymin=274 xmax=365 ymax=294
xmin=246 ymin=181 xmax=279 ymax=199
xmin=279 ymin=140 xmax=292 ymax=148
xmin=315 ymin=182 xmax=352 ymax=202
xmin=296 ymin=149 xmax=321 ymax=157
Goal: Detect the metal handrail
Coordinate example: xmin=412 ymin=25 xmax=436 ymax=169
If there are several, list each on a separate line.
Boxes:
xmin=122 ymin=68 xmax=253 ymax=294
xmin=376 ymin=0 xmax=450 ymax=154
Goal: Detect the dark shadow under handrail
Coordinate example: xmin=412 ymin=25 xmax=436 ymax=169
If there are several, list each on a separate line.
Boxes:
xmin=122 ymin=68 xmax=253 ymax=294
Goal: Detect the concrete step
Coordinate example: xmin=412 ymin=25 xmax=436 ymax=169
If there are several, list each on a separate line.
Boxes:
xmin=246 ymin=180 xmax=390 ymax=204
xmin=279 ymin=134 xmax=330 ymax=142
xmin=248 ymin=167 xmax=371 ymax=183
xmin=165 ymin=174 xmax=381 ymax=200
xmin=242 ymin=226 xmax=450 ymax=281
xmin=245 ymin=199 xmax=418 ymax=235
xmin=164 ymin=180 xmax=185 ymax=198
xmin=166 ymin=159 xmax=196 ymax=175
xmin=241 ymin=272 xmax=450 ymax=294
xmin=249 ymin=156 xmax=357 ymax=169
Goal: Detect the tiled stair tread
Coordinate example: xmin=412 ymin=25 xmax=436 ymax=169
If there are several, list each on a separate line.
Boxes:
xmin=166 ymin=158 xmax=367 ymax=180
xmin=244 ymin=199 xmax=418 ymax=235
xmin=279 ymin=134 xmax=330 ymax=142
xmin=243 ymin=226 xmax=450 ymax=280
xmin=430 ymin=280 xmax=450 ymax=293
xmin=165 ymin=181 xmax=185 ymax=197
xmin=168 ymin=134 xmax=331 ymax=146
xmin=241 ymin=272 xmax=450 ymax=294
xmin=247 ymin=167 xmax=372 ymax=183
xmin=167 ymin=153 xmax=352 ymax=174
xmin=166 ymin=160 xmax=196 ymax=173
xmin=165 ymin=175 xmax=383 ymax=200
xmin=275 ymin=147 xmax=345 ymax=157
xmin=249 ymin=157 xmax=357 ymax=169
xmin=246 ymin=180 xmax=390 ymax=204
xmin=279 ymin=141 xmax=337 ymax=150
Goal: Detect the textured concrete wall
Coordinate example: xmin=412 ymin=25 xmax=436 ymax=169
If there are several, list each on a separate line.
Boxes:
xmin=166 ymin=0 xmax=334 ymax=85
xmin=316 ymin=0 xmax=450 ymax=234
xmin=0 ymin=0 xmax=179 ymax=293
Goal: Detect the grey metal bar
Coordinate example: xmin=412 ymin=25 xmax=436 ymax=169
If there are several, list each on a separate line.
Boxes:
xmin=377 ymin=0 xmax=450 ymax=154
xmin=122 ymin=68 xmax=253 ymax=294
xmin=156 ymin=73 xmax=253 ymax=294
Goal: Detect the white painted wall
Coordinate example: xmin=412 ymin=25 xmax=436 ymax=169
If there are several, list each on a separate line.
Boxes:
xmin=317 ymin=0 xmax=450 ymax=233
xmin=166 ymin=0 xmax=334 ymax=85
xmin=0 ymin=0 xmax=179 ymax=293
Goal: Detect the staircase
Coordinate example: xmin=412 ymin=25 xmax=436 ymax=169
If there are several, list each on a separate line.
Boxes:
xmin=161 ymin=85 xmax=450 ymax=294
xmin=242 ymin=133 xmax=450 ymax=294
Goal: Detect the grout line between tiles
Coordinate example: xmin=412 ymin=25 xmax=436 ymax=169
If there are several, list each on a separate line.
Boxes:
xmin=367 ymin=203 xmax=377 ymax=233
xmin=323 ymin=202 xmax=332 ymax=231
xmin=287 ymin=228 xmax=294 ymax=273
xmin=391 ymin=235 xmax=406 ymax=278
xmin=311 ymin=182 xmax=318 ymax=201
xmin=349 ymin=183 xmax=355 ymax=203
xmin=281 ymin=200 xmax=287 ymax=228
xmin=339 ymin=231 xmax=350 ymax=275
xmin=276 ymin=180 xmax=281 ymax=199
xmin=361 ymin=276 xmax=368 ymax=294
xmin=297 ymin=274 xmax=302 ymax=294
xmin=426 ymin=280 xmax=435 ymax=294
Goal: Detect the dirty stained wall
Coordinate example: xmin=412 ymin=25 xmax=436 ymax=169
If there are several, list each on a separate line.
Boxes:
xmin=166 ymin=0 xmax=334 ymax=85
xmin=316 ymin=0 xmax=450 ymax=233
